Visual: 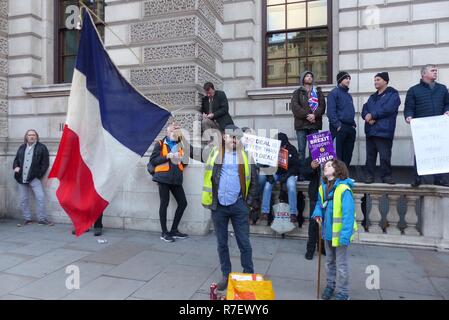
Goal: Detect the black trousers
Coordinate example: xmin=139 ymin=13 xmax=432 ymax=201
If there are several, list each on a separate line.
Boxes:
xmin=158 ymin=183 xmax=187 ymax=233
xmin=365 ymin=137 xmax=393 ymax=179
xmin=332 ymin=124 xmax=356 ymax=168
xmin=94 ymin=213 xmax=103 ymax=229
xmin=306 ymin=200 xmax=324 ymax=254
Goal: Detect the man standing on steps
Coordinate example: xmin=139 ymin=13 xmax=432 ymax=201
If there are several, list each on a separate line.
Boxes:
xmin=362 ymin=72 xmax=401 ymax=185
xmin=404 ymin=64 xmax=449 ymax=187
xmin=291 ymin=70 xmax=326 ymax=181
xmin=327 ymin=71 xmax=357 ymax=168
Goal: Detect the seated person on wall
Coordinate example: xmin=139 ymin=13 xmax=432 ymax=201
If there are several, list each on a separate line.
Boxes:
xmin=201 ymin=82 xmax=234 ymax=134
xmin=260 ymin=133 xmax=300 ymax=224
xmin=150 ymin=123 xmax=190 ymax=243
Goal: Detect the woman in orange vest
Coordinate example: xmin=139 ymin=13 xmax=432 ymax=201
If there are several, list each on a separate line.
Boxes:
xmin=150 ymin=123 xmax=189 ymax=243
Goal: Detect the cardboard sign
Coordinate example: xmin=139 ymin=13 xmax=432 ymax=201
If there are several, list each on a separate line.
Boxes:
xmin=241 ymin=134 xmax=281 ymax=167
xmin=411 ymin=115 xmax=449 ymax=175
xmin=307 ymin=131 xmax=336 ymax=164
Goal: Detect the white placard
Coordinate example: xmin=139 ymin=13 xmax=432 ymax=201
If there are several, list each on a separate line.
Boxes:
xmin=410 ymin=115 xmax=449 ymax=175
xmin=241 ymin=134 xmax=281 ymax=167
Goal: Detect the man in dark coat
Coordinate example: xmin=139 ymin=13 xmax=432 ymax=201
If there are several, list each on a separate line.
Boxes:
xmin=13 ymin=129 xmax=53 ymax=226
xmin=404 ymin=64 xmax=449 ymax=187
xmin=362 ymin=72 xmax=401 ymax=184
xmin=201 ymin=82 xmax=234 ymax=133
xmin=327 ymin=71 xmax=357 ymax=168
xmin=291 ymin=70 xmax=326 ymax=180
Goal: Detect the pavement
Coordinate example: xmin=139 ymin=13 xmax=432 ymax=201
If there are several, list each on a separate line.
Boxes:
xmin=0 ymin=218 xmax=448 ymax=300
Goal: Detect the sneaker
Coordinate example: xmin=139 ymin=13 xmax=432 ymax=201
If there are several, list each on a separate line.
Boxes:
xmin=305 ymin=251 xmax=314 ymax=260
xmin=335 ymin=292 xmax=350 ymax=300
xmin=321 ymin=286 xmax=334 ymax=300
xmin=94 ymin=228 xmax=102 ymax=237
xmin=217 ymin=276 xmax=228 ymax=291
xmin=38 ymin=219 xmax=54 ymax=226
xmin=170 ymin=230 xmax=188 ymax=239
xmin=382 ymin=176 xmax=396 ymax=185
xmin=160 ymin=232 xmax=175 ymax=243
xmin=17 ymin=220 xmax=33 ymax=227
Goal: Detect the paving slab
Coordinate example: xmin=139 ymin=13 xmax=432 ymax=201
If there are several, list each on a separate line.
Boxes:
xmin=12 ymin=261 xmax=116 ymax=300
xmin=63 ymin=276 xmax=145 ymax=300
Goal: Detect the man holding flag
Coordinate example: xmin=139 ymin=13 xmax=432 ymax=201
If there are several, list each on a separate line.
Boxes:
xmin=291 ymin=71 xmax=326 ymax=181
xmin=49 ymin=10 xmax=171 ymax=236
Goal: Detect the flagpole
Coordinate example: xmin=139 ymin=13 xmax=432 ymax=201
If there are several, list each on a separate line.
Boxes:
xmin=77 ymin=1 xmax=176 ymax=116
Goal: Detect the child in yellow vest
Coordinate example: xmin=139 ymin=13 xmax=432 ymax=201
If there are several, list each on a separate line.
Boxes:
xmin=312 ymin=159 xmax=357 ymax=300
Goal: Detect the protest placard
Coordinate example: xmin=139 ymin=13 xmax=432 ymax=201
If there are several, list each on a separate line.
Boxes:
xmin=278 ymin=148 xmax=288 ymax=170
xmin=242 ymin=134 xmax=281 ymax=167
xmin=307 ymin=131 xmax=336 ymax=164
xmin=410 ymin=115 xmax=449 ymax=175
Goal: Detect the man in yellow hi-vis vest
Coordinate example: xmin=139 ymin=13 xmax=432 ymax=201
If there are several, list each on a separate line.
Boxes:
xmin=312 ymin=159 xmax=357 ymax=300
xmin=186 ymin=124 xmax=258 ymax=291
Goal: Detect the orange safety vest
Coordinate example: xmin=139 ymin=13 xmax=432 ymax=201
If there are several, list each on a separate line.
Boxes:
xmin=154 ymin=141 xmax=184 ymax=173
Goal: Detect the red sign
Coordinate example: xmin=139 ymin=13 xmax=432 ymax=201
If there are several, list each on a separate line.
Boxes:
xmin=278 ymin=148 xmax=288 ymax=170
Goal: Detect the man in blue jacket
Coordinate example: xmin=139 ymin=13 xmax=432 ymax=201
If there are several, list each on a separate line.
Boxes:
xmin=404 ymin=64 xmax=449 ymax=187
xmin=327 ymin=71 xmax=356 ymax=168
xmin=362 ymin=72 xmax=401 ymax=184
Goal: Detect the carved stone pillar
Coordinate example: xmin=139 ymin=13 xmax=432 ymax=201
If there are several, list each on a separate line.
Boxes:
xmin=128 ymin=0 xmax=223 ymax=141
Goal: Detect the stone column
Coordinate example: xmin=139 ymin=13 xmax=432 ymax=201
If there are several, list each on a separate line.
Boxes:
xmin=0 ymin=0 xmax=7 ymax=217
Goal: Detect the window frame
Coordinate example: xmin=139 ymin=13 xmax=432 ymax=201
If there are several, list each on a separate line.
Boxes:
xmin=262 ymin=0 xmax=333 ymax=87
xmin=54 ymin=0 xmax=105 ymax=84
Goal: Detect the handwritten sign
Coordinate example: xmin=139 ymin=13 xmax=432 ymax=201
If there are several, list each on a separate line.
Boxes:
xmin=411 ymin=115 xmax=449 ymax=175
xmin=307 ymin=131 xmax=336 ymax=164
xmin=241 ymin=134 xmax=281 ymax=167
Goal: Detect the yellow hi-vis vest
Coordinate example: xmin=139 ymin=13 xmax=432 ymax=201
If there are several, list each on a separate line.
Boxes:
xmin=201 ymin=148 xmax=251 ymax=207
xmin=318 ymin=184 xmax=358 ymax=247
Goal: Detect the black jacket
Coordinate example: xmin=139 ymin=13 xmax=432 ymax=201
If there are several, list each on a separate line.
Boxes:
xmin=187 ymin=141 xmax=258 ymax=211
xmin=201 ymin=90 xmax=234 ymax=131
xmin=13 ymin=142 xmax=49 ymax=184
xmin=276 ymin=133 xmax=300 ymax=183
xmin=404 ymin=80 xmax=449 ymax=119
xmin=150 ymin=137 xmax=189 ymax=186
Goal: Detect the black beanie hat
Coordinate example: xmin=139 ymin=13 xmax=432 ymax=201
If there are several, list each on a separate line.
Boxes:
xmin=337 ymin=71 xmax=351 ymax=84
xmin=375 ymin=72 xmax=390 ymax=83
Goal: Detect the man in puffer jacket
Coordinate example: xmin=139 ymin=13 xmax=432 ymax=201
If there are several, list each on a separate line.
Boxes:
xmin=404 ymin=64 xmax=449 ymax=187
xmin=361 ymin=72 xmax=401 ymax=184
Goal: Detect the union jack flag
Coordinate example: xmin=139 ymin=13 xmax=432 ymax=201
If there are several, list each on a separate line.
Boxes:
xmin=308 ymin=87 xmax=319 ymax=112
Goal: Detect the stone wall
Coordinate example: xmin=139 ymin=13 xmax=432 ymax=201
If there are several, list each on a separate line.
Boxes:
xmin=0 ymin=0 xmax=7 ymax=218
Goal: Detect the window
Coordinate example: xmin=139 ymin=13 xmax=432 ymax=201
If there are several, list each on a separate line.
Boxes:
xmin=263 ymin=0 xmax=332 ymax=87
xmin=55 ymin=0 xmax=105 ymax=83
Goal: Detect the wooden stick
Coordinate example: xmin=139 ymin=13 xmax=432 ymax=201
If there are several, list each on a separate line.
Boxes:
xmin=317 ymin=221 xmax=322 ymax=300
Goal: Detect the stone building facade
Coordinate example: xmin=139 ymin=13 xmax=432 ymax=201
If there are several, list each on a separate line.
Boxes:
xmin=1 ymin=1 xmax=449 ymax=247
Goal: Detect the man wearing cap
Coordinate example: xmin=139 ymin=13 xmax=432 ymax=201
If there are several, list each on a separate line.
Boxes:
xmin=361 ymin=72 xmax=401 ymax=184
xmin=184 ymin=124 xmax=258 ymax=291
xmin=327 ymin=71 xmax=357 ymax=167
xmin=404 ymin=64 xmax=449 ymax=187
xmin=291 ymin=71 xmax=326 ymax=181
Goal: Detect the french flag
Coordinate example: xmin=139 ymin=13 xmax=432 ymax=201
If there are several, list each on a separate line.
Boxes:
xmin=49 ymin=11 xmax=171 ymax=236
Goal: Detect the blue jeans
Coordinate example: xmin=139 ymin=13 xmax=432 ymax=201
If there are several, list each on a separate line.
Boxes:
xmin=261 ymin=175 xmax=297 ymax=215
xmin=211 ymin=198 xmax=254 ymax=277
xmin=324 ymin=240 xmax=349 ymax=296
xmin=296 ymin=129 xmax=318 ymax=168
xmin=258 ymin=174 xmax=267 ymax=196
xmin=18 ymin=178 xmax=47 ymax=221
